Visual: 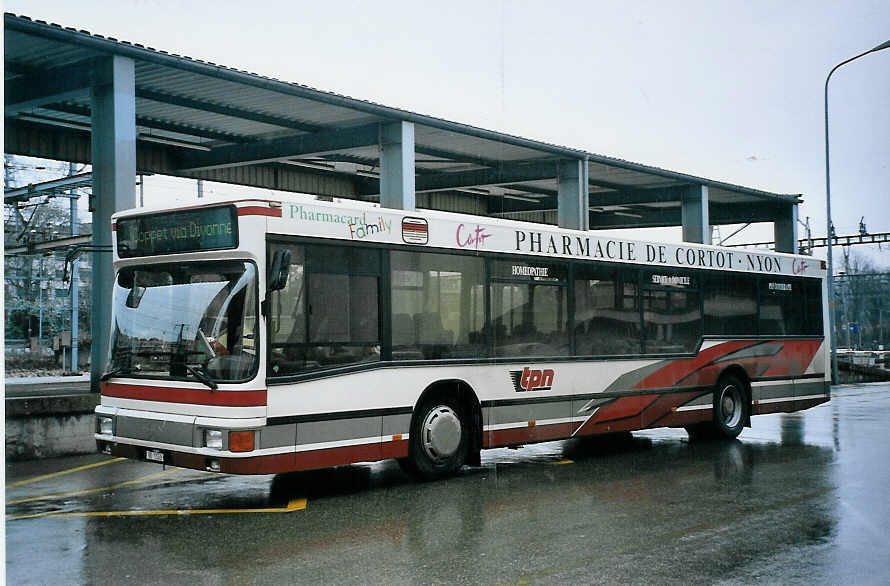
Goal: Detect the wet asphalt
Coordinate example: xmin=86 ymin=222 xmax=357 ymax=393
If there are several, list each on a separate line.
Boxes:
xmin=6 ymin=383 xmax=890 ymax=585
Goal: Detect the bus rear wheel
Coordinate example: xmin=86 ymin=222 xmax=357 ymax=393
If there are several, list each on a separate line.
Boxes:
xmin=712 ymin=375 xmax=747 ymax=439
xmin=407 ymin=396 xmax=469 ymax=481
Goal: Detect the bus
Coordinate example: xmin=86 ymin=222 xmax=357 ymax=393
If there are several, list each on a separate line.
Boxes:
xmin=96 ymin=197 xmax=829 ymax=479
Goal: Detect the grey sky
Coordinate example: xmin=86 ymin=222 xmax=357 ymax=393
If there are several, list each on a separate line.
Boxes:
xmin=6 ymin=0 xmax=890 ymax=264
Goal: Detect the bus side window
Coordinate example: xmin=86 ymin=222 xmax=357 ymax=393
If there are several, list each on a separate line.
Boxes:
xmin=573 ymin=266 xmax=641 ymax=356
xmin=268 ymin=243 xmax=307 ymax=376
xmin=703 ymin=273 xmax=757 ymax=335
xmin=642 ymin=271 xmax=701 ymax=354
xmin=391 ymin=251 xmax=486 ymax=360
xmin=759 ymin=278 xmax=800 ymax=335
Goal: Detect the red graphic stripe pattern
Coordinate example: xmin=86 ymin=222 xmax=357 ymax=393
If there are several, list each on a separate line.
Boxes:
xmin=237 ymin=206 xmax=282 ymax=217
xmin=101 ymin=382 xmax=267 ymax=407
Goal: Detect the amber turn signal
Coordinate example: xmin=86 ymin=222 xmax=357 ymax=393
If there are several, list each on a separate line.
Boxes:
xmin=229 ymin=430 xmax=255 ymax=452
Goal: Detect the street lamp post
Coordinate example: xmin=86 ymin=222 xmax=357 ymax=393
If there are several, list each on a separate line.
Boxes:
xmin=824 ymin=38 xmax=890 ymax=383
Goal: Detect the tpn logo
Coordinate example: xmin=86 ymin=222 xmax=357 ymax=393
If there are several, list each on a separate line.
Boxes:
xmin=509 ymin=367 xmax=555 ymax=392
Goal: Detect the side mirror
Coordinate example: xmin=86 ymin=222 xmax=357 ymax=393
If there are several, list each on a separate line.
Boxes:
xmin=126 ymin=285 xmax=147 ymax=308
xmin=268 ymin=248 xmax=292 ymax=292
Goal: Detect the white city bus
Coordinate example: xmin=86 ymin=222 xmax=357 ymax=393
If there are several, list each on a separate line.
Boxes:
xmin=96 ymin=197 xmax=829 ymax=479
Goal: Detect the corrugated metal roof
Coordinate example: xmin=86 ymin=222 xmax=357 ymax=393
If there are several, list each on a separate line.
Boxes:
xmin=4 ymin=13 xmax=801 ymax=229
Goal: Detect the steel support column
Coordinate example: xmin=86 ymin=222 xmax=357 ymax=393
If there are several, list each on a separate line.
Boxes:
xmin=681 ymin=184 xmax=711 ymax=244
xmin=69 ymin=162 xmax=80 ymax=373
xmin=379 ymin=121 xmax=415 ymax=210
xmin=557 ymin=158 xmax=589 ymax=230
xmin=90 ymin=55 xmax=136 ymax=389
xmin=773 ymin=203 xmax=799 ymax=253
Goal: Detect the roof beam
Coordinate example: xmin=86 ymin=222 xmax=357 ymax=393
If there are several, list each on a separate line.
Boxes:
xmin=43 ymin=102 xmax=249 ymax=144
xmin=501 ymin=183 xmax=558 ymax=197
xmin=586 ymin=202 xmax=788 ymax=229
xmin=489 ymin=185 xmax=692 ymax=215
xmin=5 ymin=59 xmax=94 ymax=116
xmin=320 ymin=144 xmax=544 ymax=173
xmin=415 ymin=161 xmax=560 ymax=192
xmin=174 ymin=123 xmax=382 ymax=172
xmin=135 ymin=88 xmax=322 ymax=133
xmin=414 ymin=145 xmax=505 ymax=168
xmin=588 ymin=185 xmax=690 ymax=206
xmin=413 ymin=159 xmax=634 ymax=194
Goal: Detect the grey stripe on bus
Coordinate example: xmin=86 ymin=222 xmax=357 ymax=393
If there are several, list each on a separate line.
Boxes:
xmin=297 ymin=416 xmax=380 ymax=445
xmin=259 ymin=424 xmax=296 ymax=450
xmin=116 ymin=416 xmax=194 ymax=447
xmin=752 ymin=384 xmax=794 ymax=402
xmin=751 ymin=372 xmax=825 ymax=382
xmin=382 ymin=413 xmax=411 ymax=437
xmin=794 ymin=380 xmax=829 ymax=396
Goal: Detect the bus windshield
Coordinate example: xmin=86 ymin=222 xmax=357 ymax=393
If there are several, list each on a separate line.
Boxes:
xmin=107 ymin=261 xmax=258 ymax=383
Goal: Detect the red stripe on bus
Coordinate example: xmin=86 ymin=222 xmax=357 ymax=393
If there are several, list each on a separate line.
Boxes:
xmin=483 ymin=422 xmax=578 ymax=448
xmin=632 ymin=339 xmax=823 ymax=392
xmin=641 ymin=391 xmax=707 ymax=428
xmin=635 ymin=340 xmax=759 ymax=391
xmin=222 ymin=441 xmax=406 ymax=474
xmin=759 ymin=340 xmax=822 ymax=377
xmin=591 ymin=394 xmax=659 ymax=423
xmin=220 ymin=453 xmax=296 ymax=475
xmin=237 ymin=206 xmax=282 ymax=217
xmin=101 ymin=383 xmax=267 ymax=407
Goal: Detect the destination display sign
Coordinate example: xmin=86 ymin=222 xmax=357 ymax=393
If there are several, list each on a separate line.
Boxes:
xmin=116 ymin=205 xmax=238 ymax=258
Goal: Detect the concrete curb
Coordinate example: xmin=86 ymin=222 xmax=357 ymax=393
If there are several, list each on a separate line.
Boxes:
xmin=5 ymin=393 xmax=100 ymax=461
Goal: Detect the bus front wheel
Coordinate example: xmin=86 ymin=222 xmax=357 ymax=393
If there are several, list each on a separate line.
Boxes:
xmin=407 ymin=396 xmax=469 ymax=481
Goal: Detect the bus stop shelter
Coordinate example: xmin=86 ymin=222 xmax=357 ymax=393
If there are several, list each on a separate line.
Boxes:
xmin=4 ymin=13 xmax=802 ymax=387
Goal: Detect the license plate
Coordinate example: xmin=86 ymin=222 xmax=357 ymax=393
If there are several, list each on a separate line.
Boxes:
xmin=145 ymin=449 xmax=165 ymax=463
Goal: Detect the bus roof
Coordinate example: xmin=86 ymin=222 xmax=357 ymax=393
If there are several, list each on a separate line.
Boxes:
xmin=113 ymin=196 xmax=824 ymax=279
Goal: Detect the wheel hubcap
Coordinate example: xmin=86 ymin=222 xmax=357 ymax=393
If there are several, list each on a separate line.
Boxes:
xmin=421 ymin=406 xmax=462 ymax=462
xmin=720 ymin=385 xmax=742 ymax=428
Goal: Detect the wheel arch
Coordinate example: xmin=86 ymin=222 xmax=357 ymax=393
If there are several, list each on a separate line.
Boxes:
xmin=413 ymin=379 xmax=483 ymax=466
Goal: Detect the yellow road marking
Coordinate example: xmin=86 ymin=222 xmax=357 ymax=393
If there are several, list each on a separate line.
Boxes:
xmin=7 ymin=498 xmax=307 ymax=520
xmin=6 ymin=457 xmax=127 ymax=489
xmin=551 ymin=459 xmax=574 ymax=465
xmin=7 ymin=468 xmax=179 ymax=505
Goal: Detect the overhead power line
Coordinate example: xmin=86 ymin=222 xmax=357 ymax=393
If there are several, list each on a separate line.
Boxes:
xmin=727 ymin=231 xmax=890 ymax=252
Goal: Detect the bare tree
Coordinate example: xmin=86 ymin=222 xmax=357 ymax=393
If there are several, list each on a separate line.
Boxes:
xmin=835 ymin=251 xmax=890 ymax=349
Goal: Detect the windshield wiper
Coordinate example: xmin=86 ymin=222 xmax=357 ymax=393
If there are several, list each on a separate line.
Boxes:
xmin=100 ymin=366 xmax=129 ymax=381
xmin=183 ymin=363 xmax=218 ymax=390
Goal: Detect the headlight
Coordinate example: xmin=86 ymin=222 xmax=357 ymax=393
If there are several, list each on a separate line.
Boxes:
xmin=204 ymin=429 xmax=223 ymax=450
xmin=98 ymin=416 xmax=113 ymax=435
